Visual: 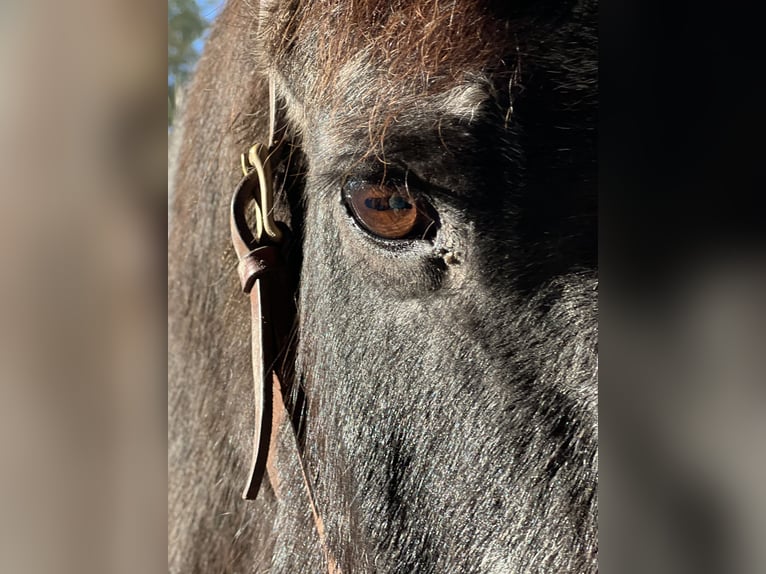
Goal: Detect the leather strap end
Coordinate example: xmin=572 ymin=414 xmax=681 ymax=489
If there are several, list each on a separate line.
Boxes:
xmin=237 ymin=246 xmax=279 ymax=293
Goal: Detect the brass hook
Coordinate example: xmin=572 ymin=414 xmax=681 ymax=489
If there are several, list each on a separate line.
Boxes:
xmin=240 ymin=143 xmax=283 ymax=243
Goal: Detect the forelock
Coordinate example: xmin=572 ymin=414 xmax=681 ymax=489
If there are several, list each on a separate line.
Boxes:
xmin=258 ymin=0 xmax=519 ymax=144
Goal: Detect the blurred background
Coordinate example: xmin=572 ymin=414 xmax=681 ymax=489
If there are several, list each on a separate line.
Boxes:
xmin=0 ymin=0 xmax=763 ymax=573
xmin=600 ymin=1 xmax=766 ymax=571
xmin=168 ymin=0 xmax=224 ymax=128
xmin=1 ymin=1 xmax=220 ymax=573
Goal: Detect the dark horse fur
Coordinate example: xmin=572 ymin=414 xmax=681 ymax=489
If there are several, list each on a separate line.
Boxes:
xmin=168 ymin=1 xmax=597 ymax=572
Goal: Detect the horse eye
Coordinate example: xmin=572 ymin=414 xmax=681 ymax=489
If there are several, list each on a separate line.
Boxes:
xmin=344 ymin=182 xmax=434 ymax=240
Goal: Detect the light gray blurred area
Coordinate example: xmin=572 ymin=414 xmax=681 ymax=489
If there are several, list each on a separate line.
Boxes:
xmin=602 ymin=251 xmax=766 ymax=574
xmin=0 ymin=1 xmax=165 ymax=573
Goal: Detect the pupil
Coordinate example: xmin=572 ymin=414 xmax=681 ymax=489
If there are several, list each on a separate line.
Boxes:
xmin=388 ymin=195 xmax=411 ymax=210
xmin=362 ymin=195 xmax=412 ymax=211
xmin=364 ymin=197 xmax=389 ymax=211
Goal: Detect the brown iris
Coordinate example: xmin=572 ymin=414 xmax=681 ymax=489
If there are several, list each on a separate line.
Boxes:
xmin=345 ymin=183 xmax=433 ymax=240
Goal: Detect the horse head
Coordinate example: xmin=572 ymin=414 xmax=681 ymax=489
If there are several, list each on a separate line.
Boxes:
xmin=169 ymin=1 xmax=597 ymax=572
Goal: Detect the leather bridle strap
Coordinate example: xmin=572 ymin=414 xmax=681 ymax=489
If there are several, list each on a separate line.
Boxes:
xmin=229 ymin=168 xmax=283 ymax=501
xmin=228 ymin=79 xmax=341 ymax=574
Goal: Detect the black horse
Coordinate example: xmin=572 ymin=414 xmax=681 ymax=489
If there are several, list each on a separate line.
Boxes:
xmin=169 ymin=1 xmax=597 ymax=572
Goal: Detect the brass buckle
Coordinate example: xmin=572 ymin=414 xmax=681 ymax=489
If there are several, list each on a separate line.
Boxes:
xmin=239 ymin=143 xmax=283 ymax=243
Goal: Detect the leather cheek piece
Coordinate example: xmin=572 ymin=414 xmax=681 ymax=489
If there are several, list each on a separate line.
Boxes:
xmin=229 ymin=76 xmax=341 ymax=568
